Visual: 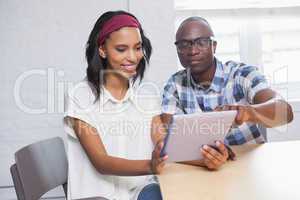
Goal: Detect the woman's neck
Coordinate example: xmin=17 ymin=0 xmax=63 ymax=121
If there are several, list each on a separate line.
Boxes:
xmin=104 ymin=73 xmax=129 ymax=101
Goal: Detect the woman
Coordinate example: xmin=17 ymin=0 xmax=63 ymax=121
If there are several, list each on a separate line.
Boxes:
xmin=64 ymin=11 xmax=167 ymax=200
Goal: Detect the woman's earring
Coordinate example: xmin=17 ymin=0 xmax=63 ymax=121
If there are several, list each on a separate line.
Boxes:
xmin=99 ymin=47 xmax=106 ymax=59
xmin=100 ymin=53 xmax=106 ymax=59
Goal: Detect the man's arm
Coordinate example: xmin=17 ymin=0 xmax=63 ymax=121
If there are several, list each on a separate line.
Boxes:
xmin=216 ymin=89 xmax=294 ymax=127
xmin=217 ymin=64 xmax=293 ymax=127
xmin=251 ymin=89 xmax=293 ymax=127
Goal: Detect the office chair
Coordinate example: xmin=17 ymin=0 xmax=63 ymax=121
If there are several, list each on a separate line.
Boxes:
xmin=10 ymin=137 xmax=103 ymax=200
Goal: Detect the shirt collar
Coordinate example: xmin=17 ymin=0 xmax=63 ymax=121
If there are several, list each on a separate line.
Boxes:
xmin=189 ymin=58 xmax=224 ymax=93
xmin=99 ymin=80 xmax=136 ymax=106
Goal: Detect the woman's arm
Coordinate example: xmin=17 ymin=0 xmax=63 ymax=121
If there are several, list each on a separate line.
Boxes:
xmin=71 ymin=118 xmax=166 ymax=176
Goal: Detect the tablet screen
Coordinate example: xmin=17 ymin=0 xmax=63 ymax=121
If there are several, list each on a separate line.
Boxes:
xmin=160 ymin=110 xmax=236 ymax=162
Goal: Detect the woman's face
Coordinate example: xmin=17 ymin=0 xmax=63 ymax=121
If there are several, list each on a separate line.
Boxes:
xmin=99 ymin=27 xmax=143 ymax=79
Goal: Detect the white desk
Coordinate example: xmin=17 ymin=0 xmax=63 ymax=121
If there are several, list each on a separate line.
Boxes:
xmin=158 ymin=141 xmax=300 ymax=200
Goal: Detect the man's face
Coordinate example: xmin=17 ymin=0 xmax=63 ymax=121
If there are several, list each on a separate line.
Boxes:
xmin=175 ymin=20 xmax=216 ymax=76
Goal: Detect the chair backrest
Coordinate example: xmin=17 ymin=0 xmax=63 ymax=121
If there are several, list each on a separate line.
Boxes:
xmin=10 ymin=137 xmax=68 ymax=200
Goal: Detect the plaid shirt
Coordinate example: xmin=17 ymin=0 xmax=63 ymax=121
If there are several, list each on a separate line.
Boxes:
xmin=162 ymin=58 xmax=270 ymax=145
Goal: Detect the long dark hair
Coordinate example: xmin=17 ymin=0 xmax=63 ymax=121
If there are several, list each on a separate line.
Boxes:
xmin=86 ymin=10 xmax=152 ymax=100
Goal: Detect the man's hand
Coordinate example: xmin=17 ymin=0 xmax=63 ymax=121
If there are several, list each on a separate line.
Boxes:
xmin=151 ymin=139 xmax=168 ymax=174
xmin=215 ymin=104 xmax=257 ymax=125
xmin=201 ymin=141 xmax=229 ymax=170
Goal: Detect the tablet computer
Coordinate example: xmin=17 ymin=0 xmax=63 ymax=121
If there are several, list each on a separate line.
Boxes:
xmin=160 ymin=110 xmax=237 ymax=162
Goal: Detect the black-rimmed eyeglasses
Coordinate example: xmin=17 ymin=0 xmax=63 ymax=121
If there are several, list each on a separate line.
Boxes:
xmin=174 ymin=36 xmax=216 ymax=53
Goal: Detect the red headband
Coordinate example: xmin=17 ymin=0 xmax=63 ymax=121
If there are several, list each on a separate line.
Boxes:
xmin=97 ymin=14 xmax=140 ymax=46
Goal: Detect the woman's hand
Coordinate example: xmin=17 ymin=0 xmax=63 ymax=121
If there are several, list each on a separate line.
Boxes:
xmin=151 ymin=139 xmax=168 ymax=174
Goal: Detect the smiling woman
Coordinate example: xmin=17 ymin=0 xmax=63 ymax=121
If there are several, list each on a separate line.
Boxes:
xmin=99 ymin=27 xmax=143 ymax=78
xmin=64 ymin=11 xmax=166 ymax=200
xmin=86 ymin=11 xmax=152 ymax=101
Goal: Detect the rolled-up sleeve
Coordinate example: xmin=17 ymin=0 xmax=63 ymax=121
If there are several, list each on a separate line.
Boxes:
xmin=239 ymin=66 xmax=270 ymax=104
xmin=63 ymin=85 xmax=98 ymax=139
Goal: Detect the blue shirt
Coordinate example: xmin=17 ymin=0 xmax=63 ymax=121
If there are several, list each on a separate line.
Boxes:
xmin=162 ymin=59 xmax=270 ymax=145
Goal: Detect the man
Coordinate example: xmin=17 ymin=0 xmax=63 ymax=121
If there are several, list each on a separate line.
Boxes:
xmin=161 ymin=17 xmax=293 ymax=170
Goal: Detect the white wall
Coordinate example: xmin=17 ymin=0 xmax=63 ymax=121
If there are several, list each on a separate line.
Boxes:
xmin=0 ymin=0 xmax=176 ymax=199
xmin=129 ymin=0 xmax=177 ymax=86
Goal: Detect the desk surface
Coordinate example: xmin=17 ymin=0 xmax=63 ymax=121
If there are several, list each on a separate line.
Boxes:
xmin=158 ymin=141 xmax=300 ymax=200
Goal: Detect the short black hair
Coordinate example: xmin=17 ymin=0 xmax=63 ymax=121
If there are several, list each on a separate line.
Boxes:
xmin=85 ymin=10 xmax=152 ymax=100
